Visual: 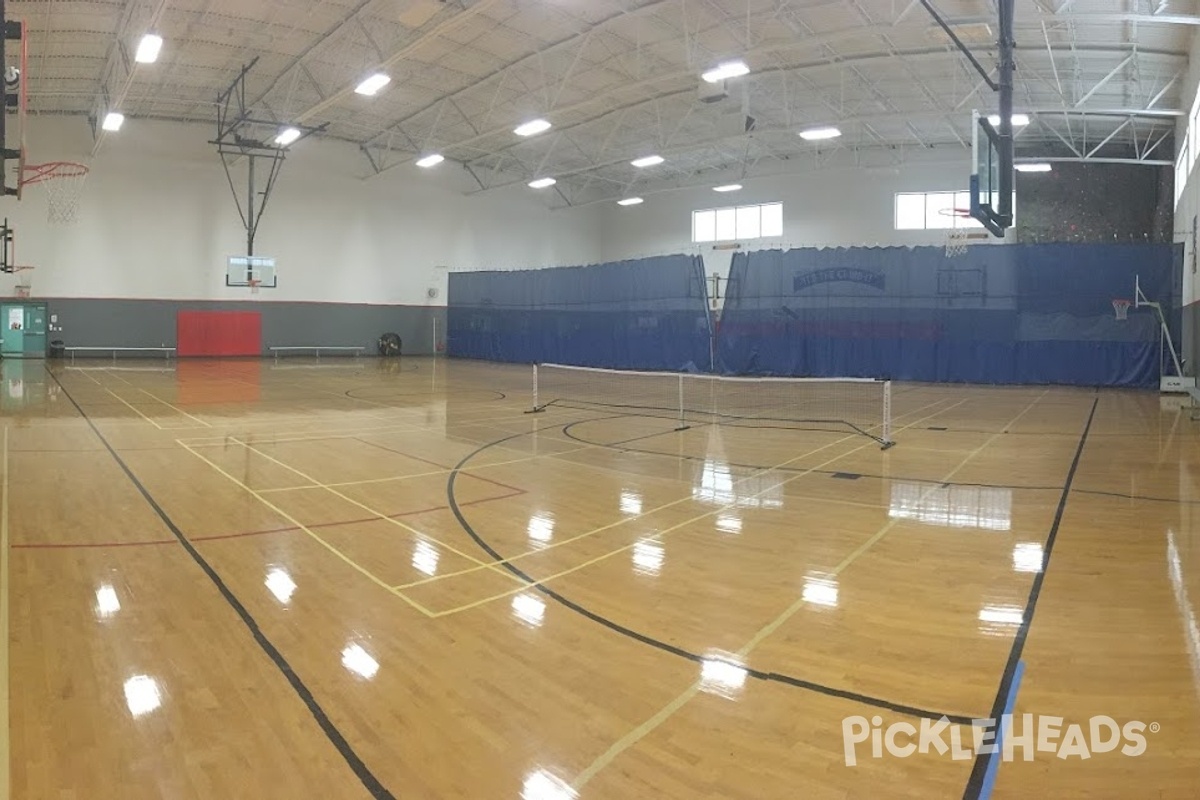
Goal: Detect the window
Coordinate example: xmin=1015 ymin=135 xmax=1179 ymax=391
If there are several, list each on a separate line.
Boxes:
xmin=692 ymin=202 xmax=783 ymax=243
xmin=894 ymin=191 xmax=1013 ymax=230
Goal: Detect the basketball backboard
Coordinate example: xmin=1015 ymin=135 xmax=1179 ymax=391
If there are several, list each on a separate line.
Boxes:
xmin=971 ymin=112 xmax=1014 ymax=237
xmin=226 ymin=255 xmax=278 ymax=288
xmin=0 ymin=3 xmax=25 ymax=199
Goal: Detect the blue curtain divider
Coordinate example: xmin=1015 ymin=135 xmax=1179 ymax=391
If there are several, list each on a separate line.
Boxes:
xmin=716 ymin=243 xmax=1182 ymax=388
xmin=447 ymin=255 xmax=713 ymax=372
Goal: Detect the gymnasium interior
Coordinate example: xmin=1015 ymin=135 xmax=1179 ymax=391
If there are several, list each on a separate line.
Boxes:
xmin=0 ymin=0 xmax=1199 ymax=798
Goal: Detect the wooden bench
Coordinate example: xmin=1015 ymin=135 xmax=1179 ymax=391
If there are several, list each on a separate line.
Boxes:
xmin=64 ymin=346 xmax=176 ymax=365
xmin=269 ymin=346 xmax=365 ymax=362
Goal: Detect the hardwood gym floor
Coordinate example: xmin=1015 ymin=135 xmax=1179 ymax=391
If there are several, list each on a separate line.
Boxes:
xmin=2 ymin=357 xmax=1198 ymax=799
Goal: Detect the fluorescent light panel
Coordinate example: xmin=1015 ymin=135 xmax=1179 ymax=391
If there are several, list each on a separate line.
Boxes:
xmin=987 ymin=113 xmax=1031 ymax=127
xmin=631 ymin=155 xmax=664 ymax=168
xmin=514 ymin=119 xmax=552 ymax=137
xmin=1015 ymin=162 xmax=1052 ymax=173
xmin=102 ymin=112 xmax=125 ymax=132
xmin=713 ymin=184 xmax=742 ymax=193
xmin=135 ymin=34 xmax=163 ymax=64
xmin=702 ymin=60 xmax=750 ymax=83
xmin=355 ymin=73 xmax=391 ymax=96
xmin=528 ymin=177 xmax=556 ymax=189
xmin=415 ymin=154 xmax=445 ymax=168
xmin=617 ymin=197 xmax=644 ymax=206
xmin=799 ymin=126 xmax=842 ymax=141
xmin=275 ymin=127 xmax=302 ymax=146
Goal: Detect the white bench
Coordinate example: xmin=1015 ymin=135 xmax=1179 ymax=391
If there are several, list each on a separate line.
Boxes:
xmin=64 ymin=346 xmax=175 ymax=365
xmin=269 ymin=346 xmax=365 ymax=362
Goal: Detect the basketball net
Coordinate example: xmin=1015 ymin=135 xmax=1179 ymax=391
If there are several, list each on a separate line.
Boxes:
xmin=249 ymin=278 xmax=261 ymax=295
xmin=1112 ymin=299 xmax=1132 ymax=321
xmin=9 ymin=266 xmax=34 ymax=298
xmin=22 ymin=161 xmax=90 ymax=224
xmin=945 ymin=229 xmax=970 ymax=258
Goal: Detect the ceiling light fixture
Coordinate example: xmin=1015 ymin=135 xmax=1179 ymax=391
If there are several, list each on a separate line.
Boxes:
xmin=701 ymin=60 xmax=750 ymax=83
xmin=102 ymin=112 xmax=125 ymax=132
xmin=988 ymin=113 xmax=1031 ymax=127
xmin=1015 ymin=162 xmax=1052 ymax=173
xmin=274 ymin=127 xmax=302 ymax=146
xmin=631 ymin=155 xmax=664 ymax=168
xmin=617 ymin=197 xmax=644 ymax=206
xmin=528 ymin=177 xmax=557 ymax=189
xmin=415 ymin=154 xmax=445 ymax=168
xmin=135 ymin=34 xmax=163 ymax=64
xmin=354 ymin=73 xmax=392 ymax=96
xmin=713 ymin=184 xmax=742 ymax=193
xmin=799 ymin=126 xmax=842 ymax=141
xmin=514 ymin=119 xmax=552 ymax=137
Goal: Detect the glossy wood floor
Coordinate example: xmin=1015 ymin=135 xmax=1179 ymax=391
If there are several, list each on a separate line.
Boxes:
xmin=3 ymin=356 xmax=1199 ymax=799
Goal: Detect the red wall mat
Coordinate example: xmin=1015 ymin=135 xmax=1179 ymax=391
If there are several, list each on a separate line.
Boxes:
xmin=177 ymin=310 xmax=262 ymax=357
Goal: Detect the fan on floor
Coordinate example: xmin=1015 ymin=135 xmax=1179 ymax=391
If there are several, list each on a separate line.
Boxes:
xmin=378 ymin=332 xmax=402 ymax=357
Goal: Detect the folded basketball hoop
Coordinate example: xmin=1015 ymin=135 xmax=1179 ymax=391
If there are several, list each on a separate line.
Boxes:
xmin=20 ymin=161 xmax=90 ymax=224
xmin=1112 ymin=299 xmax=1132 ymax=321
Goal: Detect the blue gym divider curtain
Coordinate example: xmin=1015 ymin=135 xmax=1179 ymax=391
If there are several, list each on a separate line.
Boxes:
xmin=716 ymin=243 xmax=1182 ymax=388
xmin=447 ymin=255 xmax=712 ymax=371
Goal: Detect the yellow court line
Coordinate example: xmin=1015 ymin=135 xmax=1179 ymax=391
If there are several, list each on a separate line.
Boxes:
xmin=568 ymin=389 xmax=1051 ymax=793
xmin=0 ymin=427 xmax=9 ymax=800
xmin=93 ymin=367 xmax=214 ymax=429
xmin=175 ymin=404 xmax=577 ymax=447
xmin=179 ymin=442 xmax=437 ymax=618
xmin=73 ymin=369 xmax=166 ymax=430
xmin=135 ymin=388 xmax=212 ymax=428
xmin=427 ymin=398 xmax=964 ymax=617
xmin=252 ymin=432 xmax=627 ymax=495
xmin=393 ymin=396 xmax=959 ymax=591
xmin=227 ymin=438 xmax=528 ymax=588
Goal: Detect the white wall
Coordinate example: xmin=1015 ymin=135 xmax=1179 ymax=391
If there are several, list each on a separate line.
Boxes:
xmin=597 ymin=155 xmax=975 ymax=296
xmin=0 ymin=117 xmax=603 ymax=304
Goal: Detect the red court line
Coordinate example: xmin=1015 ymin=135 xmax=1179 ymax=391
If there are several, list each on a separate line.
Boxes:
xmin=353 ymin=437 xmax=528 ymax=494
xmin=10 ymin=489 xmax=528 ymax=550
xmin=11 ymin=537 xmax=178 ymax=549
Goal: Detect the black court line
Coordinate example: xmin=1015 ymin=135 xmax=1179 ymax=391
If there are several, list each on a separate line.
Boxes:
xmin=559 ymin=418 xmax=1066 ymax=495
xmin=44 ymin=366 xmax=396 ymax=800
xmin=345 ymin=387 xmax=506 ymax=402
xmin=563 ymin=413 xmax=1185 ymax=507
xmin=961 ymin=396 xmax=1099 ymax=800
xmin=446 ymin=426 xmax=979 ymax=727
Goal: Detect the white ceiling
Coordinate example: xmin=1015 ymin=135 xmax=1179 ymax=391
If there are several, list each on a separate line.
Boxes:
xmin=12 ymin=0 xmax=1196 ymax=205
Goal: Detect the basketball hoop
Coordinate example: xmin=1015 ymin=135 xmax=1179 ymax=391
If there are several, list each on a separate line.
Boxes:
xmin=8 ymin=264 xmax=34 ymax=298
xmin=1112 ymin=299 xmax=1132 ymax=321
xmin=940 ymin=207 xmax=974 ymax=258
xmin=20 ymin=161 xmax=90 ymax=224
xmin=248 ymin=278 xmax=261 ymax=295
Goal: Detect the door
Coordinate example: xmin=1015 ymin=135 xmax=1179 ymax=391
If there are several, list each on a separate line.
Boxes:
xmin=20 ymin=304 xmax=46 ymax=357
xmin=0 ymin=303 xmax=47 ymax=358
xmin=1 ymin=304 xmax=24 ymax=357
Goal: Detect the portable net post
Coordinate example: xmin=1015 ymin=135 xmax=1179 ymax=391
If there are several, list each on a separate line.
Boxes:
xmin=677 ymin=373 xmax=688 ymax=431
xmin=529 ymin=364 xmax=543 ymax=414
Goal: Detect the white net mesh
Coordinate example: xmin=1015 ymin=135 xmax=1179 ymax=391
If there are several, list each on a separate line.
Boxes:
xmin=945 ymin=229 xmax=970 ymax=258
xmin=533 ymin=364 xmax=893 ymax=447
xmin=24 ymin=162 xmax=90 ymax=225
